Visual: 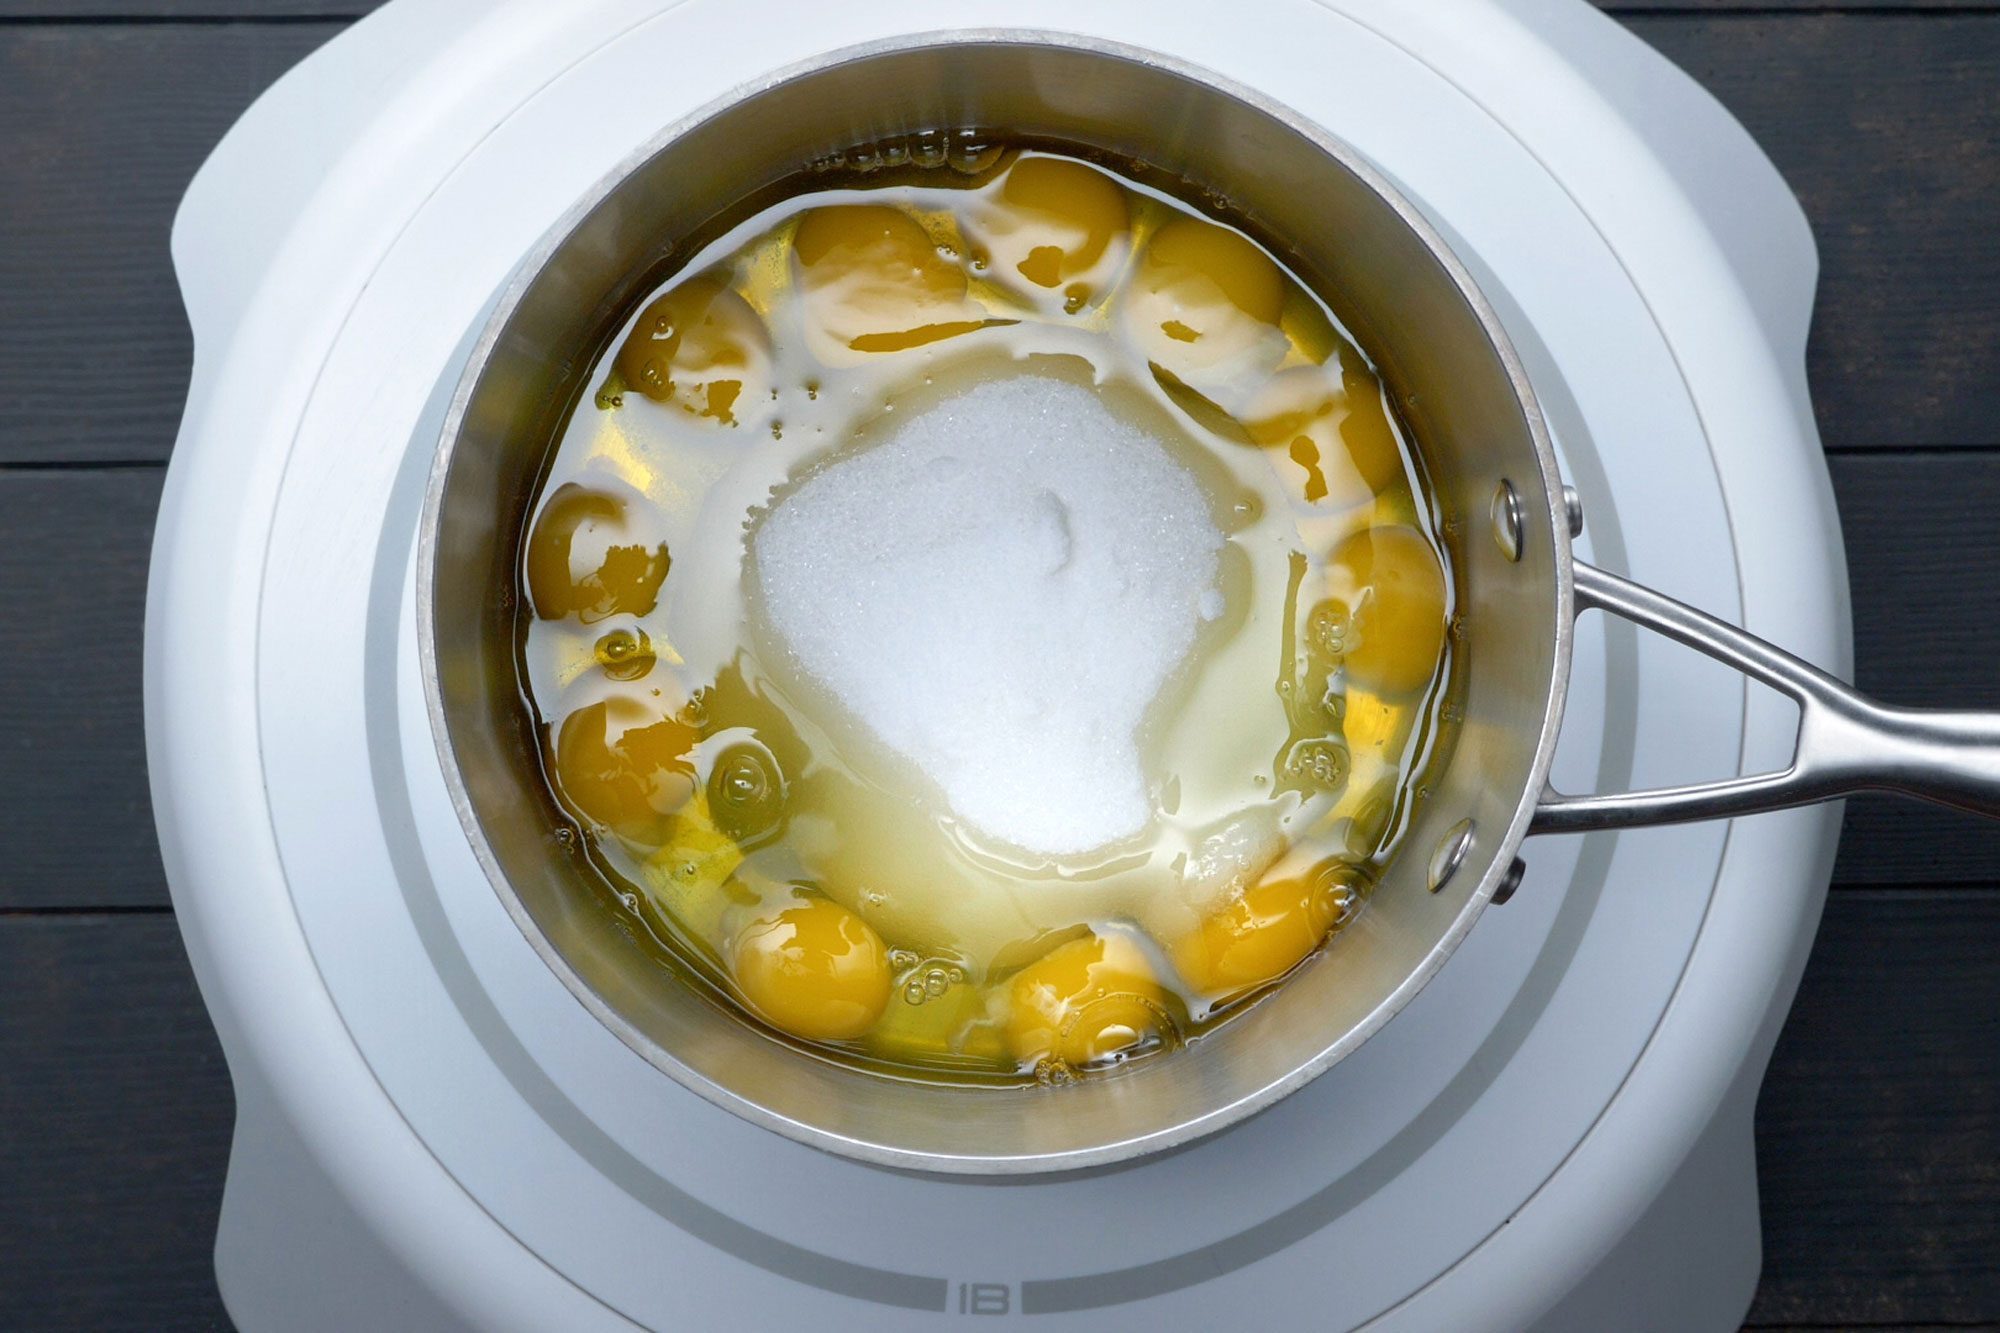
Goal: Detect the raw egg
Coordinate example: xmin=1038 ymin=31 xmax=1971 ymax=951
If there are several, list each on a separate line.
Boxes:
xmin=1004 ymin=931 xmax=1171 ymax=1071
xmin=640 ymin=795 xmax=747 ymax=934
xmin=1323 ymin=524 xmax=1449 ymax=695
xmin=525 ymin=483 xmax=670 ymax=623
xmin=1331 ymin=342 xmax=1407 ymax=495
xmin=612 ymin=270 xmax=771 ymax=425
xmin=731 ymin=896 xmax=893 ymax=1042
xmin=794 ymin=205 xmax=988 ymax=359
xmin=1240 ymin=350 xmax=1406 ymax=501
xmin=1171 ymin=860 xmax=1362 ymax=999
xmin=518 ymin=145 xmax=1453 ymax=1085
xmin=1242 ymin=367 xmax=1373 ymax=509
xmin=969 ymin=155 xmax=1130 ymax=307
xmin=1124 ymin=215 xmax=1289 ymax=399
xmin=552 ymin=696 xmax=701 ymax=845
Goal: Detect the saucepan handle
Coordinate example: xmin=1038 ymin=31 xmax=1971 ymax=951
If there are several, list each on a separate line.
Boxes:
xmin=1530 ymin=560 xmax=2000 ymax=834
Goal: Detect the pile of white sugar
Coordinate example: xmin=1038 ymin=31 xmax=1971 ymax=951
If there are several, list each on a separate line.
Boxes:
xmin=751 ymin=375 xmax=1225 ymax=856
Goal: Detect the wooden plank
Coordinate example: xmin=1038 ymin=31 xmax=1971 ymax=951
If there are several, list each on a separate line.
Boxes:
xmin=1836 ymin=795 xmax=2000 ymax=887
xmin=1747 ymin=1326 xmax=2000 ymax=1333
xmin=0 ymin=469 xmax=167 ymax=910
xmin=1747 ymin=889 xmax=2000 ymax=1326
xmin=2 ymin=16 xmax=1998 ymax=459
xmin=0 ymin=914 xmax=233 ymax=1332
xmin=1831 ymin=454 xmax=2000 ymax=711
xmin=1827 ymin=453 xmax=2000 ymax=885
xmin=1624 ymin=14 xmax=2000 ymax=450
xmin=0 ymin=24 xmax=343 ymax=464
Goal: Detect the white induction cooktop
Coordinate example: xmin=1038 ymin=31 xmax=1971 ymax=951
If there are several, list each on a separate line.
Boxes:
xmin=147 ymin=1 xmax=1847 ymax=1327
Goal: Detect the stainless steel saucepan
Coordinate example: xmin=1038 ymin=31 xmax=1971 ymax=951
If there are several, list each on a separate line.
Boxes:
xmin=420 ymin=30 xmax=2000 ymax=1175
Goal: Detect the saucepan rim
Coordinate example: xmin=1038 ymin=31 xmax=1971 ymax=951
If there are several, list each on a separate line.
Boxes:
xmin=417 ymin=26 xmax=1575 ymax=1175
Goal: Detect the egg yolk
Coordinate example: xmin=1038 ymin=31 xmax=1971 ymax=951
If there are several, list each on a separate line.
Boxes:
xmin=1332 ymin=342 xmax=1406 ymax=495
xmin=1240 ymin=368 xmax=1367 ymax=509
xmin=731 ymin=896 xmax=893 ymax=1042
xmin=1005 ymin=932 xmax=1171 ymax=1071
xmin=612 ymin=271 xmax=770 ymax=425
xmin=1171 ymin=861 xmax=1363 ymax=999
xmin=1323 ymin=525 xmax=1448 ymax=695
xmin=553 ymin=696 xmax=701 ymax=845
xmin=974 ymin=155 xmax=1130 ymax=303
xmin=1241 ymin=352 xmax=1406 ymax=502
xmin=793 ymin=205 xmax=988 ymax=359
xmin=1124 ymin=215 xmax=1288 ymax=393
xmin=525 ymin=483 xmax=670 ymax=623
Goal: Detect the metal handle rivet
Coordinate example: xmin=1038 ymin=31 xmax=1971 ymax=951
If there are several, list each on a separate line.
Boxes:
xmin=1492 ymin=856 xmax=1527 ymax=905
xmin=1563 ymin=484 xmax=1584 ymax=539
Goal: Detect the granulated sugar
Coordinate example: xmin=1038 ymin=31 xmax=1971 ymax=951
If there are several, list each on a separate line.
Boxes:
xmin=751 ymin=375 xmax=1224 ymax=856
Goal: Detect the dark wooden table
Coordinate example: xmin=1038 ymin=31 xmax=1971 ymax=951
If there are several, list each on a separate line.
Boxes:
xmin=2 ymin=2 xmax=1995 ymax=1328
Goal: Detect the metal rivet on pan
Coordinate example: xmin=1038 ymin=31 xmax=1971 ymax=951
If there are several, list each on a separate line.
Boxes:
xmin=1491 ymin=481 xmax=1523 ymax=562
xmin=1429 ymin=818 xmax=1476 ymax=893
xmin=1492 ymin=856 xmax=1527 ymax=906
xmin=1563 ymin=484 xmax=1585 ymax=539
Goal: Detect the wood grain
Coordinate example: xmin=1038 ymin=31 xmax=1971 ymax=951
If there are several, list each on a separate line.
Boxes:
xmin=0 ymin=914 xmax=234 ymax=1333
xmin=3 ymin=16 xmax=1999 ymax=459
xmin=0 ymin=24 xmax=343 ymax=465
xmin=1627 ymin=14 xmax=2000 ymax=450
xmin=1746 ymin=890 xmax=2000 ymax=1326
xmin=1832 ymin=453 xmax=2000 ymax=711
xmin=0 ymin=469 xmax=167 ymax=910
xmin=1827 ymin=452 xmax=2000 ymax=884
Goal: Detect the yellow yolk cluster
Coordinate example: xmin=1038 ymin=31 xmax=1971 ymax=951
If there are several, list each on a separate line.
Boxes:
xmin=519 ymin=147 xmax=1455 ymax=1080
